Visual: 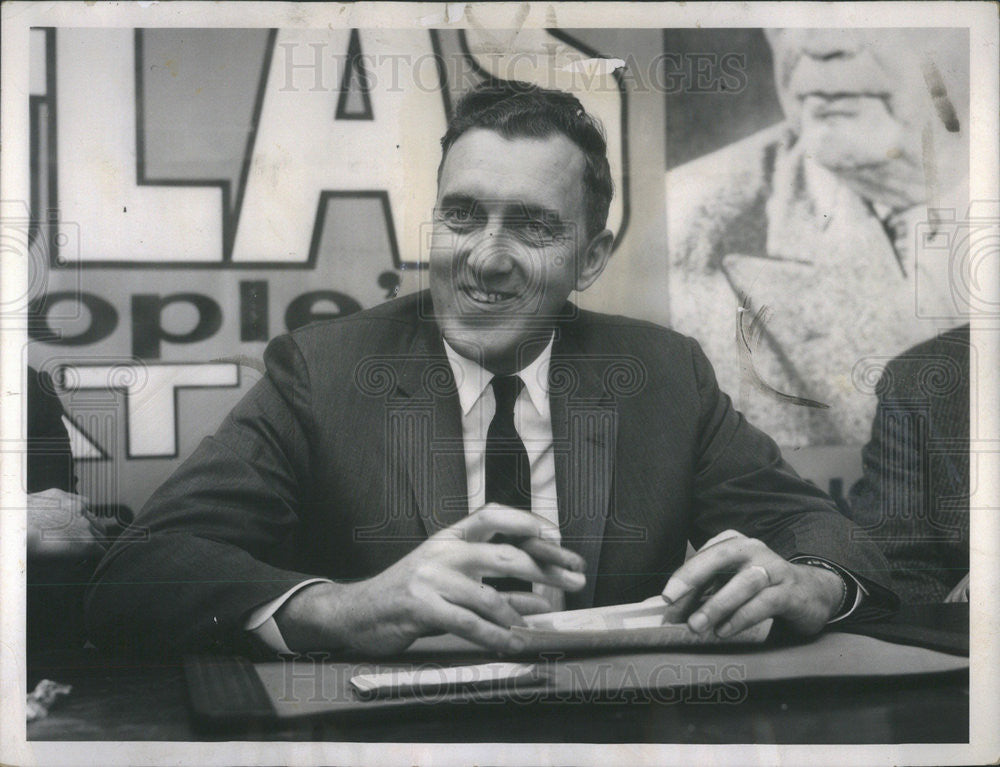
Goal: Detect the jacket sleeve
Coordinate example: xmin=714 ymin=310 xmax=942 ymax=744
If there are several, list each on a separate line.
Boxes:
xmin=85 ymin=334 xmax=323 ymax=656
xmin=848 ymin=345 xmax=969 ymax=605
xmin=685 ymin=338 xmax=898 ymax=618
xmin=849 ymin=397 xmax=952 ymax=603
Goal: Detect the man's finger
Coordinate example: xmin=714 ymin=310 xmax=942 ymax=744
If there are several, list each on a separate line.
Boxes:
xmin=714 ymin=587 xmax=783 ymax=638
xmin=425 ymin=595 xmax=525 ymax=654
xmin=698 ymin=529 xmax=745 ymax=551
xmin=437 ymin=575 xmax=528 ymax=629
xmin=462 ymin=542 xmax=586 ymax=592
xmin=659 ymin=582 xmax=702 ymax=624
xmin=517 ymin=536 xmax=585 ymax=573
xmin=449 ymin=504 xmax=557 ymax=543
xmin=685 ymin=564 xmax=773 ymax=634
xmin=661 ymin=537 xmax=756 ymax=604
xmin=504 ymin=591 xmax=554 ymax=616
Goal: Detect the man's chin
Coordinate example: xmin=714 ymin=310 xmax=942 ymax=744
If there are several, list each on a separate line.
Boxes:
xmin=441 ymin=325 xmax=545 ymax=373
xmin=442 ymin=325 xmax=505 ymax=356
xmin=800 ymin=118 xmax=912 ymax=168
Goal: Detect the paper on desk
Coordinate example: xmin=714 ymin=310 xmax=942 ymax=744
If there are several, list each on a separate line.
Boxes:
xmin=512 ymin=597 xmax=772 ymax=652
xmin=25 ymin=679 xmax=72 ymax=722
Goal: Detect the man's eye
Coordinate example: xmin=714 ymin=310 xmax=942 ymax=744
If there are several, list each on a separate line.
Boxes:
xmin=439 ymin=207 xmax=476 ymax=228
xmin=518 ymin=219 xmax=559 ymax=243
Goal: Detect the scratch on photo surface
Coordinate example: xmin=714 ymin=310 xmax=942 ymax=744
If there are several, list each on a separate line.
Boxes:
xmin=736 ymin=293 xmax=830 ymax=410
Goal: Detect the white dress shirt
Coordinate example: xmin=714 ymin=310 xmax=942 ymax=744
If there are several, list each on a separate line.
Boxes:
xmin=246 ymin=334 xmax=562 ymax=652
xmin=442 ymin=334 xmax=563 ymax=612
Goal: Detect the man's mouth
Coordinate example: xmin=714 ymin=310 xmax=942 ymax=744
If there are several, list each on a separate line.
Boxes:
xmin=799 ymin=92 xmax=892 ymax=118
xmin=461 ymin=285 xmax=520 ymax=305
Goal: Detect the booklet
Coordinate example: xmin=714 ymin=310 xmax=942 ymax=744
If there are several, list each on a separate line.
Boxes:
xmin=511 ymin=597 xmax=773 ymax=652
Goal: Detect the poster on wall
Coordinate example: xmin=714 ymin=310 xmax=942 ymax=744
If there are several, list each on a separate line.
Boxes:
xmin=24 ymin=23 xmax=637 ymax=515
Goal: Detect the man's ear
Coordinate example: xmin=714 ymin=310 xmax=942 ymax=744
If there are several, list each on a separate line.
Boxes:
xmin=575 ymin=229 xmax=614 ymax=291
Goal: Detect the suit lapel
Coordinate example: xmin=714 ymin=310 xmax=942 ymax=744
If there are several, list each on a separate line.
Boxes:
xmin=390 ymin=299 xmax=618 ymax=609
xmin=550 ymin=317 xmax=617 ymax=610
xmin=392 ymin=312 xmax=469 ymax=538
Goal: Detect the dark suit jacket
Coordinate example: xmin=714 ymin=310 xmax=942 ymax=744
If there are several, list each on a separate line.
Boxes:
xmin=26 ymin=366 xmax=91 ymax=654
xmin=86 ymin=291 xmax=895 ymax=655
xmin=849 ymin=326 xmax=970 ymax=603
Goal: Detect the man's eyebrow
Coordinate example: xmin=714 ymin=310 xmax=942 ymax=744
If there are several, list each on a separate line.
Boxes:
xmin=437 ymin=193 xmax=477 ymax=209
xmin=514 ymin=203 xmax=564 ymax=223
xmin=436 ymin=195 xmax=566 ymax=228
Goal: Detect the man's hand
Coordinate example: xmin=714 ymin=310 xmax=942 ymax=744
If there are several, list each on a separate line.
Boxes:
xmin=661 ymin=530 xmax=844 ymax=637
xmin=26 ymin=489 xmax=107 ymax=559
xmin=274 ymin=504 xmax=586 ymax=655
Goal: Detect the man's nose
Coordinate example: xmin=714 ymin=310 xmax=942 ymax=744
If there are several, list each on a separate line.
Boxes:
xmin=790 ymin=29 xmax=864 ymax=60
xmin=467 ymin=228 xmax=518 ymax=282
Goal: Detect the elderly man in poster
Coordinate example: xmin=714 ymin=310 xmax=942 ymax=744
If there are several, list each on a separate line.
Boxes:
xmin=87 ymin=81 xmax=895 ymax=658
xmin=667 ymin=28 xmax=969 ymax=448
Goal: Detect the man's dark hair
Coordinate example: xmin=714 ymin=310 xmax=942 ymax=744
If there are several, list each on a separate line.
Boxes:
xmin=440 ymin=79 xmax=614 ymax=240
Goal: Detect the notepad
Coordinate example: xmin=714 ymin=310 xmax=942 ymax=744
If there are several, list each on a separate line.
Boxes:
xmin=349 ymin=662 xmax=544 ymax=699
xmin=511 ymin=597 xmax=773 ymax=652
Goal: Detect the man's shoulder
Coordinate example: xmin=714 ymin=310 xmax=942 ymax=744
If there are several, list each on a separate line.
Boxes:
xmin=880 ymin=324 xmax=971 ymax=396
xmin=912 ymin=324 xmax=970 ymax=357
xmin=562 ymin=308 xmax=719 ymax=401
xmin=276 ymin=295 xmax=702 ymax=373
xmin=567 ymin=306 xmax=696 ymax=358
xmin=572 ymin=306 xmax=670 ymax=333
xmin=303 ymin=289 xmax=424 ymax=328
xmin=282 ymin=292 xmax=426 ymax=354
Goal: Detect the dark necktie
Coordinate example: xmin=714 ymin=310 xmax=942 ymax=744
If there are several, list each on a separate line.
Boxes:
xmin=874 ymin=206 xmax=910 ymax=276
xmin=483 ymin=375 xmax=532 ymax=592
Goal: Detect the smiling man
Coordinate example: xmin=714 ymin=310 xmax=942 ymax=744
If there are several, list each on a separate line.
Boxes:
xmin=87 ymin=81 xmax=895 ymax=658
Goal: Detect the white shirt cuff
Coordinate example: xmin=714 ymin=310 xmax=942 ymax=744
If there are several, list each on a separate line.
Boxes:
xmin=244 ymin=578 xmax=333 ymax=654
xmin=788 ymin=556 xmax=868 ymax=623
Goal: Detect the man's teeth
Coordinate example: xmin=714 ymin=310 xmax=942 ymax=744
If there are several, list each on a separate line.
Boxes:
xmin=468 ymin=288 xmax=512 ymax=304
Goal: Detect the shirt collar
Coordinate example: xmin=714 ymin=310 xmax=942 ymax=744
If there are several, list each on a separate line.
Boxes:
xmin=442 ymin=334 xmax=554 ymax=417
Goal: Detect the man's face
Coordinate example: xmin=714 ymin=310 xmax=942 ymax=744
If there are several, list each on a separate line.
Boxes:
xmin=429 ymin=128 xmax=610 ymax=373
xmin=767 ymin=28 xmax=967 ymax=202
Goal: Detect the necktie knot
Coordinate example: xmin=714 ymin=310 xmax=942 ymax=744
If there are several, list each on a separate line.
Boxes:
xmin=490 ymin=375 xmax=524 ymax=418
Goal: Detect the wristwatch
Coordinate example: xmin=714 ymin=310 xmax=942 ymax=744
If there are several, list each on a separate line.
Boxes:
xmin=789 ymin=556 xmax=860 ymax=622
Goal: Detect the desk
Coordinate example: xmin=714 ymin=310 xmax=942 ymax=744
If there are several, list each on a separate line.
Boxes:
xmin=26 ymin=647 xmax=967 ymax=743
